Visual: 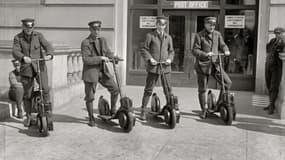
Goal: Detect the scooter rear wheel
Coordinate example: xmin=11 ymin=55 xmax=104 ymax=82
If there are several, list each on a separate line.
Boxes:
xmin=207 ymin=90 xmax=217 ymax=112
xmin=220 ymin=105 xmax=233 ymax=125
xmin=164 ymin=108 xmax=176 ymax=129
xmin=151 ymin=93 xmax=161 ymax=112
xmin=118 ymin=111 xmax=134 ymax=132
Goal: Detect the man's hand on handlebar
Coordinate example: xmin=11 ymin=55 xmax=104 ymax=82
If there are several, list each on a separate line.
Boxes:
xmin=149 ymin=58 xmax=158 ymax=65
xmin=23 ymin=56 xmax=32 ymax=64
xmin=207 ymin=52 xmax=214 ymax=57
xmin=224 ymin=51 xmax=230 ymax=56
xmin=165 ymin=59 xmax=171 ymax=65
xmin=101 ymin=56 xmax=110 ymax=62
xmin=44 ymin=55 xmax=53 ymax=61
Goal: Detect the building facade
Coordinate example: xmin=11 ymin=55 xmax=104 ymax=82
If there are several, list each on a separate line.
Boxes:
xmin=0 ymin=0 xmax=284 ymax=96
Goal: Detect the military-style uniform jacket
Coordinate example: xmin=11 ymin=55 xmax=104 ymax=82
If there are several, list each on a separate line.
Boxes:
xmin=12 ymin=31 xmax=54 ymax=77
xmin=141 ymin=31 xmax=175 ymax=74
xmin=266 ymin=36 xmax=285 ymax=66
xmin=192 ymin=29 xmax=229 ymax=75
xmin=81 ymin=35 xmax=114 ymax=83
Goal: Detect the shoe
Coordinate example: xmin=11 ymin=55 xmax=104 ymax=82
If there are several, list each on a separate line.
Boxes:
xmin=268 ymin=105 xmax=275 ymax=115
xmin=48 ymin=122 xmax=54 ymax=131
xmin=24 ymin=115 xmax=31 ymax=127
xmin=199 ymin=110 xmax=207 ymax=119
xmin=88 ymin=116 xmax=96 ymax=127
xmin=139 ymin=110 xmax=146 ymax=121
xmin=17 ymin=111 xmax=23 ymax=119
xmin=263 ymin=105 xmax=270 ymax=110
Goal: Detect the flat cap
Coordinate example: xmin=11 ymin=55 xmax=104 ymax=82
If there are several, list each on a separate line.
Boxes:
xmin=21 ymin=18 xmax=35 ymax=28
xmin=204 ymin=17 xmax=217 ymax=24
xmin=88 ymin=21 xmax=102 ymax=29
xmin=274 ymin=27 xmax=285 ymax=33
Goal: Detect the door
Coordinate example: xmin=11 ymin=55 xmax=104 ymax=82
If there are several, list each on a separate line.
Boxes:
xmin=163 ymin=10 xmax=219 ymax=87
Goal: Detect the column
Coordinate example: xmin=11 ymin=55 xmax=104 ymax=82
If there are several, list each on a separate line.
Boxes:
xmin=276 ymin=52 xmax=285 ymax=119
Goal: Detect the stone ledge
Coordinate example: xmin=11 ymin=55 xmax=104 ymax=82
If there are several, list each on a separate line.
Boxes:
xmin=0 ymin=102 xmax=11 ymax=121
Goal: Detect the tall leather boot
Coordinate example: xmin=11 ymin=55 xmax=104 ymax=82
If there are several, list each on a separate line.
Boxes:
xmin=16 ymin=103 xmax=23 ymax=119
xmin=23 ymin=99 xmax=32 ymax=127
xmin=110 ymin=93 xmax=119 ymax=116
xmin=45 ymin=102 xmax=54 ymax=131
xmin=86 ymin=101 xmax=95 ymax=127
xmin=198 ymin=93 xmax=207 ymax=119
xmin=140 ymin=95 xmax=150 ymax=121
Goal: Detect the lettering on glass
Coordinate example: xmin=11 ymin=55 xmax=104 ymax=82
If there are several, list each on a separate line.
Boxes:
xmin=174 ymin=1 xmax=209 ymax=8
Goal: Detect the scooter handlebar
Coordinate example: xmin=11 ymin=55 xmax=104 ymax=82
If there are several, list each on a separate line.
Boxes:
xmin=31 ymin=56 xmax=53 ymax=62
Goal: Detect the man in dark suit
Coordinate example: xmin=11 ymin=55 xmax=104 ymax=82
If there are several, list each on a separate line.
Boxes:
xmin=81 ymin=21 xmax=119 ymax=127
xmin=192 ymin=17 xmax=232 ymax=119
xmin=139 ymin=16 xmax=175 ymax=120
xmin=12 ymin=18 xmax=54 ymax=128
xmin=264 ymin=27 xmax=285 ymax=114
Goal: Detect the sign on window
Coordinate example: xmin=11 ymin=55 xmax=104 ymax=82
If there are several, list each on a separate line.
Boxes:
xmin=140 ymin=16 xmax=157 ymax=29
xmin=225 ymin=15 xmax=245 ymax=28
xmin=174 ymin=1 xmax=208 ymax=8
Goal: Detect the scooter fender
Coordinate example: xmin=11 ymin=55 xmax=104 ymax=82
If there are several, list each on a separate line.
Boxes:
xmin=98 ymin=96 xmax=111 ymax=116
xmin=120 ymin=96 xmax=133 ymax=112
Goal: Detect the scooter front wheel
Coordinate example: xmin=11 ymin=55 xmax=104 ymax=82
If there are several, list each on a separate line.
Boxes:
xmin=164 ymin=108 xmax=176 ymax=129
xmin=220 ymin=105 xmax=233 ymax=125
xmin=118 ymin=111 xmax=134 ymax=132
xmin=38 ymin=116 xmax=49 ymax=136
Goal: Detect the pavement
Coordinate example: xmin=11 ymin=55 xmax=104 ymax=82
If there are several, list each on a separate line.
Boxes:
xmin=0 ymin=86 xmax=285 ymax=160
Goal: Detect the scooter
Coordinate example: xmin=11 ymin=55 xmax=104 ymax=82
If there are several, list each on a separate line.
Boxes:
xmin=206 ymin=53 xmax=236 ymax=125
xmin=30 ymin=57 xmax=53 ymax=136
xmin=97 ymin=57 xmax=136 ymax=132
xmin=149 ymin=62 xmax=180 ymax=129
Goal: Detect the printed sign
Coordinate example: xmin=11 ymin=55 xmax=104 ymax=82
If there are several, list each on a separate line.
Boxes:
xmin=225 ymin=15 xmax=245 ymax=28
xmin=140 ymin=16 xmax=157 ymax=29
xmin=174 ymin=1 xmax=208 ymax=8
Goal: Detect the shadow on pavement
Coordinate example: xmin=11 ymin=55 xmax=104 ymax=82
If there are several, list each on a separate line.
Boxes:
xmin=132 ymin=107 xmax=174 ymax=129
xmin=52 ymin=113 xmax=86 ymax=124
xmin=234 ymin=117 xmax=285 ymax=137
xmin=94 ymin=117 xmax=128 ymax=133
xmin=0 ymin=118 xmax=50 ymax=138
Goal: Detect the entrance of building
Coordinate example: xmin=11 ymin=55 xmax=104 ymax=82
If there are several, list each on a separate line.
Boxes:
xmin=163 ymin=10 xmax=219 ymax=88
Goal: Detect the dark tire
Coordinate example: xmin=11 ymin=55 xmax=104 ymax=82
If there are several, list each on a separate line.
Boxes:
xmin=151 ymin=93 xmax=160 ymax=112
xmin=118 ymin=111 xmax=134 ymax=132
xmin=40 ymin=116 xmax=49 ymax=137
xmin=164 ymin=108 xmax=176 ymax=129
xmin=207 ymin=90 xmax=216 ymax=111
xmin=220 ymin=105 xmax=233 ymax=125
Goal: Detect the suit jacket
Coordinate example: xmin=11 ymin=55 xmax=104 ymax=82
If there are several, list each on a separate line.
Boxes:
xmin=266 ymin=36 xmax=285 ymax=65
xmin=12 ymin=31 xmax=54 ymax=77
xmin=192 ymin=29 xmax=229 ymax=75
xmin=81 ymin=35 xmax=114 ymax=83
xmin=141 ymin=31 xmax=175 ymax=74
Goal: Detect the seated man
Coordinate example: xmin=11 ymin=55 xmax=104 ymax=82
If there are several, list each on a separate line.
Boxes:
xmin=8 ymin=59 xmax=24 ymax=119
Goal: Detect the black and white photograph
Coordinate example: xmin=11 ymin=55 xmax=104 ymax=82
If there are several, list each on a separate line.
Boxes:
xmin=0 ymin=0 xmax=284 ymax=160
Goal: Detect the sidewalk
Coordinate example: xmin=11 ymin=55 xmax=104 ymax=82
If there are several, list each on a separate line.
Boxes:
xmin=0 ymin=86 xmax=284 ymax=160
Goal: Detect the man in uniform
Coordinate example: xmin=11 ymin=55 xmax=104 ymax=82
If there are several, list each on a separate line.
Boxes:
xmin=81 ymin=21 xmax=119 ymax=127
xmin=192 ymin=17 xmax=232 ymax=119
xmin=264 ymin=27 xmax=285 ymax=114
xmin=12 ymin=18 xmax=54 ymax=129
xmin=139 ymin=16 xmax=175 ymax=120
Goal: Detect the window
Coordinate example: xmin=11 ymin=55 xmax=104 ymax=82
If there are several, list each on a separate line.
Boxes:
xmin=133 ymin=0 xmax=157 ymax=5
xmin=226 ymin=0 xmax=256 ymax=5
xmin=131 ymin=10 xmax=157 ymax=70
xmin=224 ymin=10 xmax=256 ymax=75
